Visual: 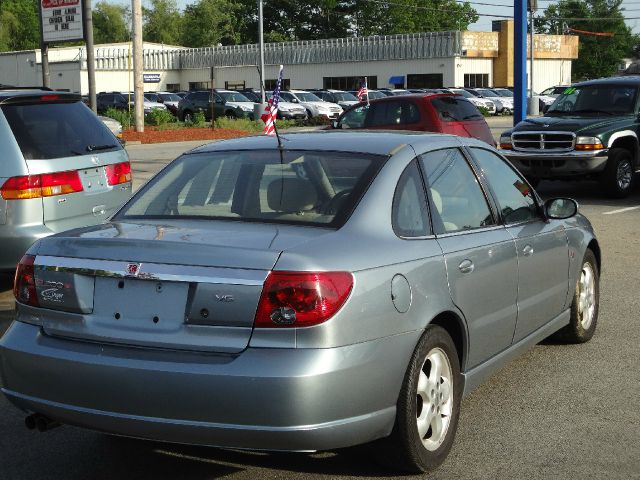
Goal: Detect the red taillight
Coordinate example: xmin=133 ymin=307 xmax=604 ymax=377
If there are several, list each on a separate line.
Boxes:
xmin=40 ymin=95 xmax=60 ymax=101
xmin=105 ymin=161 xmax=132 ymax=185
xmin=1 ymin=171 xmax=83 ymax=200
xmin=14 ymin=255 xmax=39 ymax=307
xmin=254 ymin=271 xmax=353 ymax=328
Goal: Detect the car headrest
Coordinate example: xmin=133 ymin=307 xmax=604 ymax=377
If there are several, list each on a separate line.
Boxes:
xmin=267 ymin=178 xmax=317 ymax=213
xmin=430 ymin=188 xmax=443 ymax=214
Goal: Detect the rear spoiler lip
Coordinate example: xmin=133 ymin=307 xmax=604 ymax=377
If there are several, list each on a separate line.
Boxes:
xmin=0 ymin=92 xmax=81 ymax=105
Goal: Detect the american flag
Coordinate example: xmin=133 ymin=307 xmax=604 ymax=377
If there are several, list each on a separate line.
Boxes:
xmin=356 ymin=77 xmax=369 ymax=104
xmin=261 ymin=65 xmax=284 ymax=136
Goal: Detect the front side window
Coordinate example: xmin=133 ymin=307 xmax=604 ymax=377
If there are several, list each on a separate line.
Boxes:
xmin=339 ymin=105 xmax=368 ymax=129
xmin=117 ymin=150 xmax=386 ymax=228
xmin=420 ymin=148 xmax=494 ymax=234
xmin=470 ymin=148 xmax=539 ymax=225
xmin=392 ymin=160 xmax=430 ymax=237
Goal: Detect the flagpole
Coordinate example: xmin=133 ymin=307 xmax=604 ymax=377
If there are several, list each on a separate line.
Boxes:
xmin=365 ymin=76 xmax=369 ymax=105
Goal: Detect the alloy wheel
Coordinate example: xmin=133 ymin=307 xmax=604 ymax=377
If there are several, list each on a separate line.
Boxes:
xmin=616 ymin=159 xmax=633 ymax=190
xmin=578 ymin=262 xmax=596 ymax=330
xmin=415 ymin=347 xmax=453 ymax=451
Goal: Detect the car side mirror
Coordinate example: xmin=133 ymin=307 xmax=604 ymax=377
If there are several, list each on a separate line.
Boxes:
xmin=545 ymin=198 xmax=578 ymax=219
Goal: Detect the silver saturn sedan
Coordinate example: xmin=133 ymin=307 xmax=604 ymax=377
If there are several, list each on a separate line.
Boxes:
xmin=0 ymin=132 xmax=600 ymax=473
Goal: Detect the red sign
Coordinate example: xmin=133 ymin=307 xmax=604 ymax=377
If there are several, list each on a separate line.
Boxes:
xmin=42 ymin=0 xmax=79 ymax=7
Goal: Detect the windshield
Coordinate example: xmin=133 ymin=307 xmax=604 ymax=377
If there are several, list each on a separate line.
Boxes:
xmin=2 ymin=100 xmax=122 ymax=159
xmin=293 ymin=92 xmax=322 ymax=102
xmin=219 ymin=92 xmax=252 ymax=102
xmin=280 ymin=92 xmax=298 ymax=102
xmin=451 ymin=89 xmax=474 ymax=99
xmin=546 ymin=84 xmax=638 ymax=116
xmin=117 ymin=149 xmax=386 ymax=228
xmin=159 ymin=93 xmax=181 ymax=101
xmin=333 ymin=92 xmax=358 ymax=101
xmin=477 ymin=89 xmax=499 ymax=97
xmin=494 ymin=89 xmax=513 ymax=97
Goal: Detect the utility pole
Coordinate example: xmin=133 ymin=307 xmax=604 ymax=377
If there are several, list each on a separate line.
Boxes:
xmin=83 ymin=0 xmax=97 ymax=113
xmin=132 ymin=0 xmax=144 ymax=132
xmin=41 ymin=44 xmax=50 ymax=88
xmin=258 ymin=0 xmax=265 ymax=104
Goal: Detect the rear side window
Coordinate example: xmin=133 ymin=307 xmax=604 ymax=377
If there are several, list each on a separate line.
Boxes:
xmin=118 ymin=149 xmax=386 ymax=228
xmin=365 ymin=100 xmax=420 ymax=127
xmin=1 ymin=101 xmax=122 ymax=160
xmin=392 ymin=160 xmax=430 ymax=237
xmin=431 ymin=97 xmax=483 ymax=121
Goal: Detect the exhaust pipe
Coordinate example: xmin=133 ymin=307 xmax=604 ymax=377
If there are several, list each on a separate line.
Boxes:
xmin=25 ymin=413 xmax=61 ymax=432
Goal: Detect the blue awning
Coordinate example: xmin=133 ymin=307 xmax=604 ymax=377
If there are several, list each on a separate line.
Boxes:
xmin=389 ymin=75 xmax=405 ymax=85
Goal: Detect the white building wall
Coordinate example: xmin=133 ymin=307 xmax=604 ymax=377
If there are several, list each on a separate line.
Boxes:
xmin=177 ymin=58 xmax=458 ymax=91
xmin=454 ymin=57 xmax=493 ymax=87
xmin=0 ymin=51 xmax=39 ymax=87
xmin=527 ymin=59 xmax=572 ymax=92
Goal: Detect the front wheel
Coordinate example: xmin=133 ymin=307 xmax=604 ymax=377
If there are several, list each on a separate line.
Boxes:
xmin=600 ymin=148 xmax=635 ymax=198
xmin=551 ymin=249 xmax=599 ymax=343
xmin=375 ymin=325 xmax=462 ymax=473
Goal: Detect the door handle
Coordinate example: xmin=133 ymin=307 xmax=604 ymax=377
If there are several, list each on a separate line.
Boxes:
xmin=522 ymin=244 xmax=534 ymax=257
xmin=458 ymin=259 xmax=474 ymax=274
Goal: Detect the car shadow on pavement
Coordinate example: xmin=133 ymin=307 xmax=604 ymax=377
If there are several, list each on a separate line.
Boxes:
xmin=95 ymin=435 xmax=398 ymax=478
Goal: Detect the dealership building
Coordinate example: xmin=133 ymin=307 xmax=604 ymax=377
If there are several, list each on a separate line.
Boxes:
xmin=0 ymin=20 xmax=578 ymax=94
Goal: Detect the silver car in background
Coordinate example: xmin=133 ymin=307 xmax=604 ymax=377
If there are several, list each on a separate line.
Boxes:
xmin=0 ymin=89 xmax=133 ymax=271
xmin=1 ymin=132 xmax=600 ymax=473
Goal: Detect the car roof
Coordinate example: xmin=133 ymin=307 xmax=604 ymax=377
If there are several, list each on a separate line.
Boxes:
xmin=0 ymin=89 xmax=80 ymax=103
xmin=188 ymin=130 xmax=471 ymax=157
xmin=574 ymin=76 xmax=640 ymax=87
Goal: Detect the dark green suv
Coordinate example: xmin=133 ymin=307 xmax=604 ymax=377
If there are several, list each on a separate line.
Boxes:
xmin=177 ymin=89 xmax=256 ymax=122
xmin=500 ymin=77 xmax=640 ymax=197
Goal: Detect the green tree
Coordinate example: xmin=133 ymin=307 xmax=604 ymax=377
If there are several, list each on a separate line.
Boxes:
xmin=182 ymin=0 xmax=243 ymax=47
xmin=539 ymin=0 xmax=635 ymax=80
xmin=143 ymin=0 xmax=183 ymax=45
xmin=93 ymin=2 xmax=130 ymax=44
xmin=0 ymin=0 xmax=40 ymax=51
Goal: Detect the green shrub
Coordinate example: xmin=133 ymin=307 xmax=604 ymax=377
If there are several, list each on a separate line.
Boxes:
xmin=190 ymin=111 xmax=206 ymax=127
xmin=477 ymin=106 xmax=491 ymax=117
xmin=104 ymin=107 xmax=133 ymax=129
xmin=145 ymin=108 xmax=176 ymax=126
xmin=214 ymin=117 xmax=262 ymax=132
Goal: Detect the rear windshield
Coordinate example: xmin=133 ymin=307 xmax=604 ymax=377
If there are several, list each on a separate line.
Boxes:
xmin=431 ymin=97 xmax=483 ymax=121
xmin=1 ymin=100 xmax=121 ymax=160
xmin=117 ymin=149 xmax=386 ymax=228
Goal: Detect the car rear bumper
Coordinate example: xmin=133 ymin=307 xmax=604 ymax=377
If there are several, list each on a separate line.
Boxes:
xmin=0 ymin=321 xmax=418 ymax=451
xmin=503 ymin=149 xmax=609 ymax=178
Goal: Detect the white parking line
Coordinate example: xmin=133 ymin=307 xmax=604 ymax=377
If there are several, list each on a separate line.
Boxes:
xmin=602 ymin=206 xmax=640 ymax=215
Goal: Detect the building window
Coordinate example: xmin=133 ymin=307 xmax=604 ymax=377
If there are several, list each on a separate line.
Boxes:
xmin=166 ymin=83 xmax=180 ymax=91
xmin=407 ymin=74 xmax=443 ymax=89
xmin=225 ymin=81 xmax=246 ymax=90
xmin=322 ymin=76 xmax=377 ymax=90
xmin=464 ymin=74 xmax=489 ymax=88
xmin=189 ymin=81 xmax=210 ymax=90
xmin=265 ymin=78 xmax=291 ymax=90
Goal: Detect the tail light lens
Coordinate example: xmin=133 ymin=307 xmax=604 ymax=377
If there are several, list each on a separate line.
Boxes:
xmin=254 ymin=271 xmax=353 ymax=328
xmin=1 ymin=171 xmax=83 ymax=200
xmin=14 ymin=255 xmax=39 ymax=307
xmin=105 ymin=161 xmax=132 ymax=185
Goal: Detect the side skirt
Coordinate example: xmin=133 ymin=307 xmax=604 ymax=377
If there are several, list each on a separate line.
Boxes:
xmin=462 ymin=309 xmax=570 ymax=397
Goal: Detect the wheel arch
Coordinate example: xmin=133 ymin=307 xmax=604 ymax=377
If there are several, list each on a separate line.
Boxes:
xmin=427 ymin=310 xmax=468 ymax=372
xmin=587 ymin=238 xmax=602 ymax=273
xmin=608 ymin=132 xmax=639 ymax=165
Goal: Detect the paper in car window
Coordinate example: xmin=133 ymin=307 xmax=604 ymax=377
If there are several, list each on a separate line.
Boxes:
xmin=563 ymin=87 xmax=576 ymax=95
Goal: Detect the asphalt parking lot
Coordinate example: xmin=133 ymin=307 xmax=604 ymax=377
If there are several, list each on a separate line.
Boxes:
xmin=0 ymin=132 xmax=639 ymax=479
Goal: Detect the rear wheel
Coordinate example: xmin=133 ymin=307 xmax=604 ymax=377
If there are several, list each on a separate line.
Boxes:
xmin=600 ymin=148 xmax=635 ymax=198
xmin=182 ymin=110 xmax=193 ymax=123
xmin=551 ymin=249 xmax=599 ymax=343
xmin=375 ymin=325 xmax=462 ymax=473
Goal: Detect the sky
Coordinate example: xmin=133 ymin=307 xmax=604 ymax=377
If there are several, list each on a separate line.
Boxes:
xmin=109 ymin=0 xmax=640 ymax=35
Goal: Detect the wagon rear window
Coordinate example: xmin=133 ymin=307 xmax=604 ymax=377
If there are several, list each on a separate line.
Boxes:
xmin=118 ymin=149 xmax=386 ymax=228
xmin=431 ymin=97 xmax=483 ymax=121
xmin=1 ymin=101 xmax=121 ymax=160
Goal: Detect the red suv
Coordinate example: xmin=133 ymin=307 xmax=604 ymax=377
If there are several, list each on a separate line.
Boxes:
xmin=331 ymin=93 xmax=496 ymax=146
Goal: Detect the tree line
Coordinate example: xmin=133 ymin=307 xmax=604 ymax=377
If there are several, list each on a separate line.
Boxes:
xmin=0 ymin=0 xmax=637 ymax=81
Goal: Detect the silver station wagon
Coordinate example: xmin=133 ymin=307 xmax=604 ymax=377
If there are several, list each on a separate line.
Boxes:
xmin=0 ymin=89 xmax=132 ymax=271
xmin=0 ymin=132 xmax=600 ymax=473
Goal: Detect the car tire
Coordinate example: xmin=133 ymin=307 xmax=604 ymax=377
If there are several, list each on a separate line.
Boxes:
xmin=225 ymin=110 xmax=238 ymax=119
xmin=551 ymin=249 xmax=599 ymax=344
xmin=375 ymin=325 xmax=462 ymax=473
xmin=182 ymin=110 xmax=193 ymax=123
xmin=306 ymin=108 xmax=314 ymax=118
xmin=600 ymin=148 xmax=635 ymax=198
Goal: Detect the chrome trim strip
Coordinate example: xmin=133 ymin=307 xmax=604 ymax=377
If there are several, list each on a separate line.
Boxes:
xmin=504 ymin=149 xmax=608 ymax=159
xmin=35 ymin=256 xmax=267 ymax=286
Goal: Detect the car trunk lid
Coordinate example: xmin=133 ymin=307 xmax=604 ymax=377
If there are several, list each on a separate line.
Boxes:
xmin=31 ymin=221 xmax=329 ymax=353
